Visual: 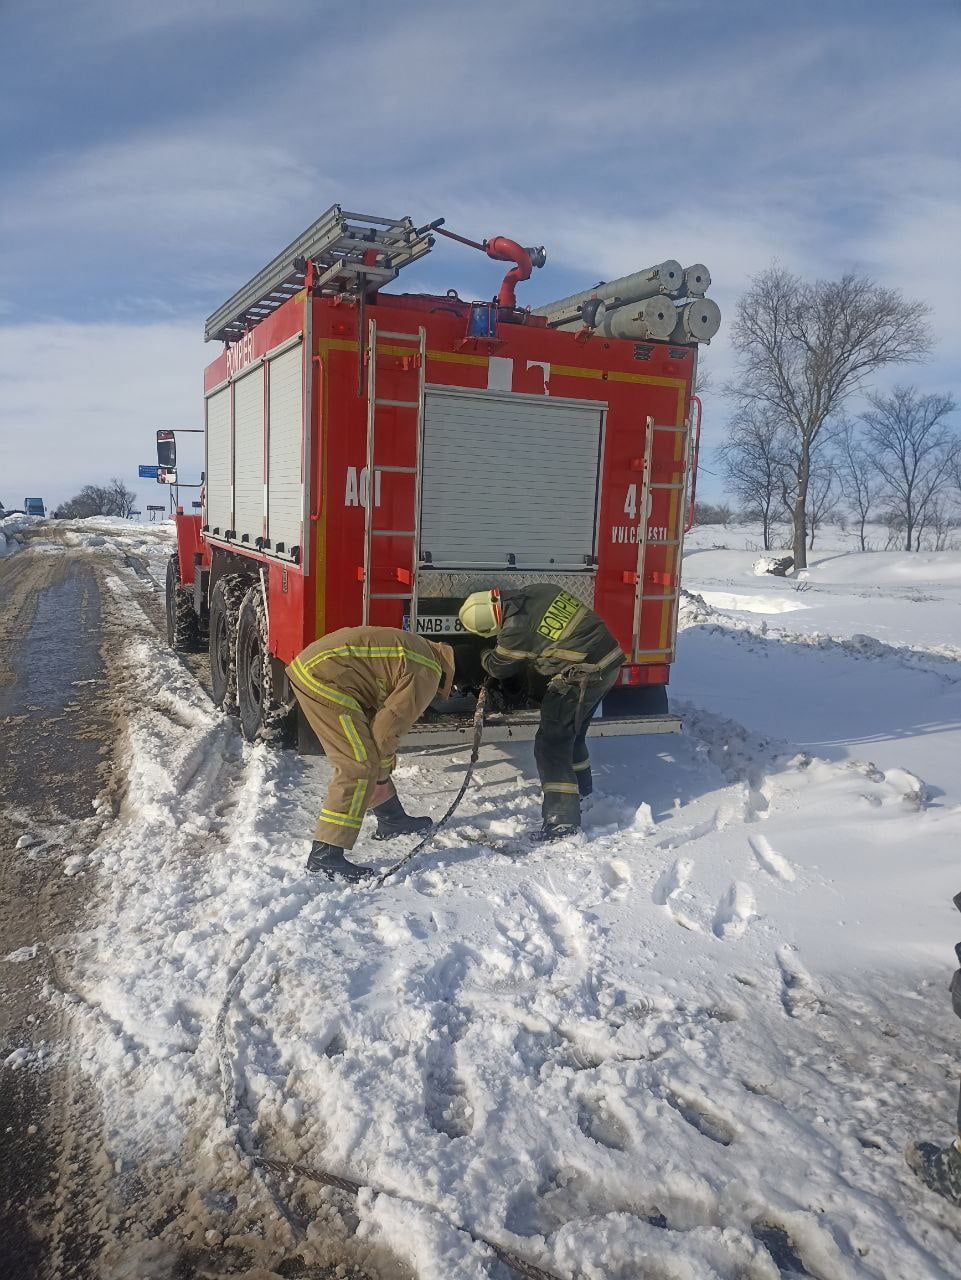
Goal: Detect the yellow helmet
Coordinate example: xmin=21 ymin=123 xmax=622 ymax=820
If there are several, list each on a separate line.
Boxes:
xmin=458 ymin=588 xmax=503 ymax=638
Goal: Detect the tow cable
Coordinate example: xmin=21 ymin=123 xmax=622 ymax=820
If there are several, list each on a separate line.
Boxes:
xmin=373 ymin=680 xmax=490 ymax=888
xmin=214 ymin=683 xmax=568 ymax=1280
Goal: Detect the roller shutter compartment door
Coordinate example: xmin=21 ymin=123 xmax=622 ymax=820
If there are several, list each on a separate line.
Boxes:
xmin=267 ymin=344 xmax=304 ymax=555
xmin=420 ymin=389 xmax=604 ymax=569
xmin=205 ymin=387 xmax=232 ymax=534
xmin=232 ymin=365 xmax=265 ymax=544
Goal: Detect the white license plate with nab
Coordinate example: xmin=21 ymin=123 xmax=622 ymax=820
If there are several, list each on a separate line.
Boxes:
xmin=409 ymin=614 xmax=465 ymax=635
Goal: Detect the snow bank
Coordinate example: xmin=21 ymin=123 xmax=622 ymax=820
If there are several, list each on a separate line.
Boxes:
xmin=699 ymin=591 xmax=807 ymax=615
xmin=66 ymin=562 xmax=961 ymax=1278
xmin=0 ymin=511 xmax=41 ymax=557
xmin=808 ymin=550 xmax=961 ymax=588
xmin=62 ymin=515 xmax=176 ymax=539
xmin=686 ymin=524 xmax=961 ymax=589
xmin=48 ymin=517 xmax=176 ymax=572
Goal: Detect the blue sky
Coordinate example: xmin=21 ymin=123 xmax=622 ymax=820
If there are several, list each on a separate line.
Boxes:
xmin=1 ymin=0 xmax=959 ymax=512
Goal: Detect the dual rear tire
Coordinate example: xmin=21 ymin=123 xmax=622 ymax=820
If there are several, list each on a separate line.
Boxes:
xmin=208 ymin=574 xmax=290 ymax=743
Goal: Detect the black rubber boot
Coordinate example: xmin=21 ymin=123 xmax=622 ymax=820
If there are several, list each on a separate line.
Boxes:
xmin=306 ymin=841 xmax=374 ymax=882
xmin=906 ymin=1140 xmax=961 ymax=1205
xmin=530 ymin=822 xmax=580 ymax=843
xmin=371 ymin=793 xmax=433 ymax=841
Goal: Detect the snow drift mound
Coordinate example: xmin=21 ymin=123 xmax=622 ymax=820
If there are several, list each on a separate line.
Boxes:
xmin=0 ymin=512 xmax=41 ymax=557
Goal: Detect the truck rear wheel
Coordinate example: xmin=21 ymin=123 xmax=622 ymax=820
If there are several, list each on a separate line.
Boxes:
xmin=208 ymin=575 xmax=248 ymax=711
xmin=165 ymin=552 xmax=199 ymax=651
xmin=236 ymin=584 xmax=291 ymax=743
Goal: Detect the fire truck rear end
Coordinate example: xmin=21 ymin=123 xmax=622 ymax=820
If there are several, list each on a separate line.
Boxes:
xmin=163 ymin=205 xmax=719 ymax=747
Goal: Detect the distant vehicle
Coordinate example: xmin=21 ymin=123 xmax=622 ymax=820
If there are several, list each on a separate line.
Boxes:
xmin=24 ymin=498 xmax=46 ymax=517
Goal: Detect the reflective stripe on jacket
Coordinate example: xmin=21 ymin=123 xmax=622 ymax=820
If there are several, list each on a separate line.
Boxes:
xmin=288 ymin=626 xmax=455 ymax=765
xmin=481 ymin=585 xmax=622 ymax=680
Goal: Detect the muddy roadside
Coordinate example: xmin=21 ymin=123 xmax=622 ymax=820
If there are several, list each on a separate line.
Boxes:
xmin=0 ymin=548 xmax=123 ymax=1278
xmin=1 ymin=542 xmax=384 ymax=1280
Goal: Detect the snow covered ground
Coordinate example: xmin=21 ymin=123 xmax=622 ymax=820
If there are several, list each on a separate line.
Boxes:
xmin=17 ymin=521 xmax=961 ymax=1277
xmin=0 ymin=511 xmax=175 ymax=562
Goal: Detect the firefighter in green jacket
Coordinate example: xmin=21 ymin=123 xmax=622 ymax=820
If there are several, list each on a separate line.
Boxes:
xmin=458 ymin=585 xmax=623 ymax=841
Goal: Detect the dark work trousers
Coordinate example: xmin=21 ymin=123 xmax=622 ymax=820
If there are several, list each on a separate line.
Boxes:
xmin=535 ymin=662 xmax=621 ymax=827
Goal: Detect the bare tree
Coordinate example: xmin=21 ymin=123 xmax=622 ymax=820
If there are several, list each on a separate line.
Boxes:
xmin=860 ymin=386 xmax=959 ymax=550
xmin=836 ymin=418 xmax=879 ymax=550
xmin=727 ymin=266 xmax=931 ymax=568
xmin=717 ymin=405 xmax=789 ymax=550
xmin=54 ymin=485 xmax=110 ymax=518
xmin=54 ymin=478 xmax=138 ymax=519
xmin=691 ymin=501 xmax=733 ymax=525
xmin=107 ymin=477 xmax=138 ymax=518
xmin=921 ymin=497 xmax=958 ymax=551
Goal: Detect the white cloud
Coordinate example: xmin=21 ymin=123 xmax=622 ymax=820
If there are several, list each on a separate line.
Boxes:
xmin=0 ymin=321 xmax=207 ymax=514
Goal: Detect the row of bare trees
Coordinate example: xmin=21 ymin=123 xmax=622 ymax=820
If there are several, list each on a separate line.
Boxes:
xmin=53 ymin=479 xmax=138 ymax=520
xmin=718 ymin=266 xmax=958 ymax=564
xmin=720 ymin=386 xmax=960 ymax=553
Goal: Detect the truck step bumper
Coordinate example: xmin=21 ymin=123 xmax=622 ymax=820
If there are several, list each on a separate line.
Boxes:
xmin=402 ymin=709 xmax=682 ymax=748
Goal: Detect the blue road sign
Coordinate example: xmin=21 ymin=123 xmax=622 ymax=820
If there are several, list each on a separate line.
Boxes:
xmin=139 ymin=464 xmax=161 ymax=479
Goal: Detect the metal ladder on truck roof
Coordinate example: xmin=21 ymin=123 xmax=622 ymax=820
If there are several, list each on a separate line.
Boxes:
xmin=630 ymin=415 xmax=693 ymax=663
xmin=205 ymin=206 xmax=436 ymax=344
xmin=362 ymin=318 xmax=427 ymax=631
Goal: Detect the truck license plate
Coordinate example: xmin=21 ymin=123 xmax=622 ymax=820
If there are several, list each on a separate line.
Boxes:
xmin=406 ymin=614 xmax=465 ymax=635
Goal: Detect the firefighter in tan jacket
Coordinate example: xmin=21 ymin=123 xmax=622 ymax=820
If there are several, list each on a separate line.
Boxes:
xmin=287 ymin=626 xmax=455 ymax=881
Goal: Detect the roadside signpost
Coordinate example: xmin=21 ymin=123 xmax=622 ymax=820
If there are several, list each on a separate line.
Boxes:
xmin=138 ymin=465 xmax=161 ymax=479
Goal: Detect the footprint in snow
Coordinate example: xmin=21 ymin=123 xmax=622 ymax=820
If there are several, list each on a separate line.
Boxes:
xmin=655 ymin=813 xmax=720 ymax=851
xmin=776 ymin=944 xmax=824 ymax=1018
xmin=749 ymin=834 xmax=795 ymax=882
xmin=424 ymin=1068 xmax=474 ymax=1139
xmin=712 ymin=882 xmax=756 ymax=939
xmin=652 ymin=858 xmax=701 ymax=932
xmin=747 ymin=778 xmax=772 ymax=820
xmin=577 ymin=1096 xmax=629 ymax=1152
xmin=602 ymin=859 xmax=631 ymax=889
xmin=652 ymin=857 xmax=692 ymax=906
xmin=663 ymin=1087 xmax=736 ymax=1146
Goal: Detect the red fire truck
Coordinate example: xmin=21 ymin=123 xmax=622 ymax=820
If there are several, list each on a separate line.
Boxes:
xmin=163 ymin=206 xmax=716 ymax=747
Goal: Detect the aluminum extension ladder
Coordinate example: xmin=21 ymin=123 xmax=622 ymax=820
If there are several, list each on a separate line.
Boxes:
xmin=205 ymin=206 xmax=436 ymax=344
xmin=630 ymin=414 xmax=694 ymax=663
xmin=361 ymin=318 xmax=427 ymax=630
